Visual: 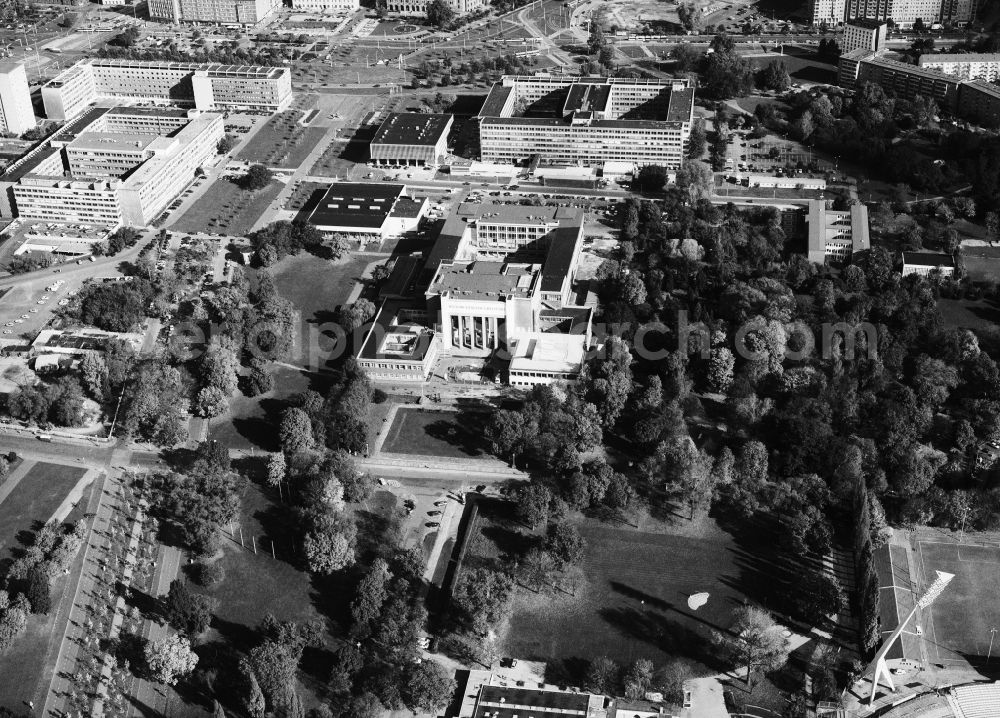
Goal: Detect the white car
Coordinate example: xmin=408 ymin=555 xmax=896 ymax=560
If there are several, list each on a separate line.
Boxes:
xmin=14 ymin=319 xmax=23 ymax=324
xmin=37 ymin=301 xmax=45 ymax=305
xmin=19 ymin=314 xmax=28 ymax=319
xmin=29 ymin=309 xmax=38 ymax=313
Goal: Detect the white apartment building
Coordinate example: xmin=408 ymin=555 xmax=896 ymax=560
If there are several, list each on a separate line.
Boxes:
xmin=0 ymin=61 xmax=35 ymax=135
xmin=386 ymin=0 xmax=484 ymax=17
xmin=818 ymin=0 xmax=978 ymax=27
xmin=478 ymin=76 xmax=695 ymax=169
xmin=290 ymin=0 xmax=358 ymax=11
xmin=888 ymin=0 xmax=943 ymax=27
xmin=812 ymin=0 xmax=846 ymax=25
xmin=12 ymin=108 xmax=223 ymax=227
xmin=919 ymin=53 xmax=1000 ymax=82
xmin=150 ymin=0 xmax=278 ymax=25
xmin=843 ymin=19 xmax=888 ymax=55
xmin=42 ymin=60 xmax=292 ymax=121
xmin=806 ymin=201 xmax=871 ymax=263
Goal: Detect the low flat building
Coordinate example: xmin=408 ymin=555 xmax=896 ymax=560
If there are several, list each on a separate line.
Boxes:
xmin=918 ymin=52 xmax=1000 ymax=82
xmin=471 ymin=683 xmax=609 ymax=718
xmin=509 ymin=331 xmax=589 ymax=386
xmin=31 ymin=328 xmax=143 ymax=356
xmin=736 ymin=174 xmax=827 ymax=190
xmin=356 ymin=299 xmax=438 ymax=382
xmin=806 ymin=200 xmax=870 ymax=263
xmin=307 ymin=182 xmax=426 ymax=241
xmin=901 ymin=251 xmax=956 ymax=277
xmin=369 ymin=112 xmax=453 ymax=167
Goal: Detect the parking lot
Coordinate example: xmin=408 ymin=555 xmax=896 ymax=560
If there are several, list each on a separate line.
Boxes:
xmin=0 ymin=272 xmax=88 ymax=339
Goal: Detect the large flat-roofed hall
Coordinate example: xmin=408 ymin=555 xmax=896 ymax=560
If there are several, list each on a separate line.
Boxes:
xmin=369 ymin=113 xmax=453 ymax=167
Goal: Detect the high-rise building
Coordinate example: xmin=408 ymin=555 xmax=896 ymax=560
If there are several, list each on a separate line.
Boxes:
xmin=148 ymin=0 xmax=278 ymax=25
xmin=42 ymin=60 xmax=292 ymax=121
xmin=811 ymin=0 xmax=846 ymax=26
xmin=0 ymin=62 xmax=35 ymax=136
xmin=843 ymin=19 xmax=889 ymax=55
xmin=844 ymin=0 xmax=892 ymax=22
xmin=477 ymin=75 xmax=695 ymax=169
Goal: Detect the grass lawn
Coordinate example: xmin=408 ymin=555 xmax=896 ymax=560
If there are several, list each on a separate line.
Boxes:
xmin=236 ymin=96 xmax=319 ymax=167
xmin=0 ymin=462 xmax=86 ymax=561
xmin=918 ymin=540 xmax=1000 ymax=667
xmin=241 ymin=126 xmax=329 ymax=170
xmin=199 ymin=474 xmax=405 ymax=708
xmin=460 ymin=503 xmax=804 ymax=677
xmin=171 ymin=178 xmax=283 ymax=237
xmin=382 ymin=407 xmax=490 ymax=458
xmin=269 ymin=252 xmax=372 ymax=371
xmin=937 ymin=297 xmax=1000 ymax=331
xmin=209 ymin=365 xmax=314 ymax=452
xmin=0 ymin=470 xmax=95 ymax=712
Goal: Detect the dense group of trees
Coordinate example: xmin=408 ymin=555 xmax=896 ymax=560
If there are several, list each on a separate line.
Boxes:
xmin=144 ymin=442 xmax=243 ymax=555
xmin=247 ymin=220 xmax=323 ymax=266
xmin=7 ymin=375 xmax=88 ymax=427
xmin=76 ymin=279 xmax=157 ymax=332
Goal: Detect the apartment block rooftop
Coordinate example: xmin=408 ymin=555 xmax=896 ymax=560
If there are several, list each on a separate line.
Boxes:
xmin=919 ymin=52 xmax=1000 ymax=65
xmin=67 ymin=131 xmax=159 ymax=153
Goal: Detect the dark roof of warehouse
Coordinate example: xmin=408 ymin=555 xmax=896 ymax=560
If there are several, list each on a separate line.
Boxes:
xmin=308 ymin=183 xmax=405 ymax=229
xmin=371 ymin=113 xmax=452 ymax=146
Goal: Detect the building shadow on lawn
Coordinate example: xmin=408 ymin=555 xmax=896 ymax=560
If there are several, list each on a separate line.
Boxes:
xmin=712 ymin=511 xmax=804 ymax=618
xmin=230 ymin=396 xmax=295 ymax=453
xmin=598 ymin=606 xmax=731 ymax=672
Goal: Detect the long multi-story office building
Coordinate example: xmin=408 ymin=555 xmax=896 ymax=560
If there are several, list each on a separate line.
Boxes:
xmin=814 ymin=0 xmax=979 ymax=27
xmin=42 ymin=59 xmax=292 ymax=121
xmin=6 ymin=106 xmax=223 ymax=227
xmin=290 ymin=0 xmax=358 ymax=10
xmin=0 ymin=62 xmax=34 ymax=136
xmin=477 ymin=75 xmax=695 ymax=169
xmin=149 ymin=0 xmax=278 ymax=25
xmin=918 ymin=52 xmax=1000 ymax=82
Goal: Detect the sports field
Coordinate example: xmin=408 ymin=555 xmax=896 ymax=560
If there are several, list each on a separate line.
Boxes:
xmin=918 ymin=539 xmax=1000 ymax=667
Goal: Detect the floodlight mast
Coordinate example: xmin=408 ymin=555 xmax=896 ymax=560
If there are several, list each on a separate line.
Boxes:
xmin=866 ymin=570 xmax=955 ymax=706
